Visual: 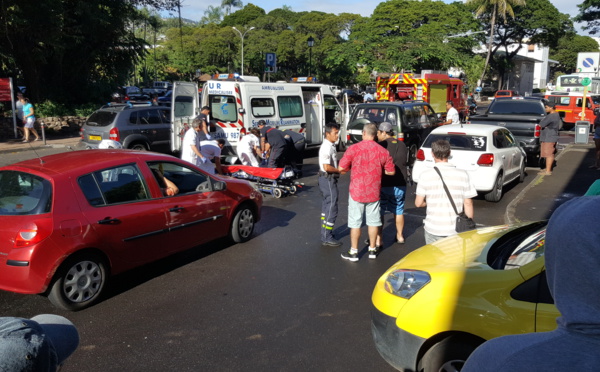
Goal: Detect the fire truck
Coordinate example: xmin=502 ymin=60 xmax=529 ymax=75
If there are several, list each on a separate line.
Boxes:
xmin=375 ymin=71 xmax=467 ymax=120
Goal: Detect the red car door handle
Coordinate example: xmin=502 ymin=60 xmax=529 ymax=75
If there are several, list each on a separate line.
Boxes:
xmin=98 ymin=218 xmax=120 ymax=225
xmin=169 ymin=206 xmax=184 ymax=213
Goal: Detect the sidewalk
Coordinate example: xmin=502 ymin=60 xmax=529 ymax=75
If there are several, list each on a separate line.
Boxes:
xmin=0 ymin=133 xmax=81 ymax=154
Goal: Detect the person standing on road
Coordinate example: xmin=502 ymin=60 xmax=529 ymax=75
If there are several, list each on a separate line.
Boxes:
xmin=237 ymin=128 xmax=261 ymax=166
xmin=319 ymin=123 xmax=342 ymax=247
xmin=376 ymin=122 xmax=409 ymax=247
xmin=258 ymin=120 xmax=288 ymax=168
xmin=338 ymin=123 xmax=395 ymax=262
xmin=414 ymin=139 xmax=477 ymax=244
xmin=443 ymin=100 xmax=460 ymax=125
xmin=21 ymin=97 xmax=40 ymax=142
xmin=539 ymin=101 xmax=561 ymax=176
xmin=181 ymin=118 xmax=207 ymax=167
xmin=196 ymin=106 xmax=212 ymax=141
xmin=462 ymin=196 xmax=600 ymax=372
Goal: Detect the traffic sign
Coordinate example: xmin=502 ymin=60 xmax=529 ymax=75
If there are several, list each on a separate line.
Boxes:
xmin=581 ymin=77 xmax=592 ymax=86
xmin=475 ymin=86 xmax=482 ymax=93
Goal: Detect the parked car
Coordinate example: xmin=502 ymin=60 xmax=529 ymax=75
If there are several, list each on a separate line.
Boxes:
xmin=494 ymin=90 xmax=520 ymax=99
xmin=371 ymin=221 xmax=557 ymax=372
xmin=341 ymin=89 xmax=363 ymax=103
xmin=346 ymin=101 xmax=442 ymax=165
xmin=0 ymin=150 xmax=263 ymax=310
xmin=111 ymin=86 xmax=150 ymax=103
xmin=412 ymin=124 xmax=526 ymax=202
xmin=80 ymin=104 xmax=172 ymax=152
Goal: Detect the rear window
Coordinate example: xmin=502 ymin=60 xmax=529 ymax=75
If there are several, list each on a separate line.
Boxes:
xmin=86 ymin=111 xmax=117 ymax=127
xmin=423 ymin=134 xmax=487 ymax=151
xmin=487 ymin=101 xmax=545 ymax=116
xmin=0 ymin=171 xmax=52 ymax=215
xmin=496 ymin=91 xmax=511 ymax=96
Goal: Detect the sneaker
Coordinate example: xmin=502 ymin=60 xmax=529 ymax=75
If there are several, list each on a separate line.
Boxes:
xmin=341 ymin=250 xmax=359 ymax=262
xmin=368 ymin=246 xmax=379 ymax=259
xmin=322 ymin=239 xmax=342 ymax=247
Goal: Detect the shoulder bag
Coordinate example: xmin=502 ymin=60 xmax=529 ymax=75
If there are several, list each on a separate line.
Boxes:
xmin=433 ymin=167 xmax=476 ymax=233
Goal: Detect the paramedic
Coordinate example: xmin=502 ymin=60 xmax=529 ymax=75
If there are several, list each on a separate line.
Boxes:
xmin=257 ymin=120 xmax=288 ymax=168
xmin=319 ymin=123 xmax=342 ymax=247
xmin=181 ymin=119 xmax=207 ymax=167
xmin=237 ymin=128 xmax=261 ymax=166
xmin=283 ymin=129 xmax=306 ymax=170
xmin=199 ymin=138 xmax=226 ymax=175
xmin=196 ymin=106 xmax=212 ymax=141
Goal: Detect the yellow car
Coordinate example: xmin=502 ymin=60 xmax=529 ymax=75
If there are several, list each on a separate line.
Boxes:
xmin=371 ymin=222 xmax=559 ymax=372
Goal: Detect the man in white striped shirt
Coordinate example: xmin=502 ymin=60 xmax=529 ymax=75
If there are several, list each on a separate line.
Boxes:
xmin=415 ymin=139 xmax=477 ymax=244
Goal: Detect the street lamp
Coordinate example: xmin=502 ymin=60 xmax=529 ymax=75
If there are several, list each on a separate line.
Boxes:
xmin=307 ymin=36 xmax=315 ymax=77
xmin=232 ymin=26 xmax=255 ymax=74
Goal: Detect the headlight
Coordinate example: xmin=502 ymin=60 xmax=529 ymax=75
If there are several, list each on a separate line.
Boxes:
xmin=384 ymin=269 xmax=431 ymax=299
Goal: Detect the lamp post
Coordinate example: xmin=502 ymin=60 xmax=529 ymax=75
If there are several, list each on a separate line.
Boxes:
xmin=232 ymin=26 xmax=255 ymax=74
xmin=307 ymin=36 xmax=315 ymax=77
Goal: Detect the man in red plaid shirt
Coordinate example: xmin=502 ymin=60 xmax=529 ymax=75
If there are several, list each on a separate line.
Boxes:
xmin=338 ymin=123 xmax=395 ymax=262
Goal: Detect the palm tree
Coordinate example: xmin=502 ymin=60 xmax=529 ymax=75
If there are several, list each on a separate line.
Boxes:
xmin=468 ymin=0 xmax=526 ymax=88
xmin=221 ymin=0 xmax=243 ymax=16
xmin=201 ymin=6 xmax=224 ymax=25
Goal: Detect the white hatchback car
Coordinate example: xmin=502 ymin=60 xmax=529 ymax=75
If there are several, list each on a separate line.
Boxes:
xmin=412 ymin=124 xmax=526 ymax=202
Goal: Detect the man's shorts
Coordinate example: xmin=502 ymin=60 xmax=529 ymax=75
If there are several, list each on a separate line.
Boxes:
xmin=380 ymin=186 xmax=406 ymax=215
xmin=348 ymin=196 xmax=381 ymax=228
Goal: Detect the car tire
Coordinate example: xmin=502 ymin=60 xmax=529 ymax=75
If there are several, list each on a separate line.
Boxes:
xmin=129 ymin=142 xmax=148 ymax=151
xmin=418 ymin=335 xmax=482 ymax=372
xmin=484 ymin=173 xmax=503 ymax=202
xmin=408 ymin=143 xmax=418 ymax=167
xmin=230 ymin=204 xmax=256 ymax=243
xmin=273 ymin=188 xmax=283 ymax=198
xmin=48 ymin=253 xmax=108 ymax=311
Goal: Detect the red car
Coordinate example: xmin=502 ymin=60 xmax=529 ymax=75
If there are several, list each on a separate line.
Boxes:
xmin=0 ymin=150 xmax=262 ymax=310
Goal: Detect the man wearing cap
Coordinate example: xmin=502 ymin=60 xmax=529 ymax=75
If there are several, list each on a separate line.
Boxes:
xmin=538 ymin=101 xmax=561 ymax=176
xmin=257 ymin=120 xmax=288 ymax=168
xmin=338 ymin=122 xmax=395 ymax=262
xmin=0 ymin=314 xmax=79 ymax=371
xmin=376 ymin=122 xmax=409 ymax=247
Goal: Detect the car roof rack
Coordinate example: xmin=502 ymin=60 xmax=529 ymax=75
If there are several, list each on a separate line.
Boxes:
xmin=100 ymin=102 xmax=153 ymax=110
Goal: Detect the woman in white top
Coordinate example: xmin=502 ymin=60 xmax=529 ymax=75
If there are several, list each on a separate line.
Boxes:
xmin=237 ymin=128 xmax=261 ymax=166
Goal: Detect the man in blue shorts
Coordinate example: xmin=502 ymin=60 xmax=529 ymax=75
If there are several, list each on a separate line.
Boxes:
xmin=375 ymin=122 xmax=409 ymax=247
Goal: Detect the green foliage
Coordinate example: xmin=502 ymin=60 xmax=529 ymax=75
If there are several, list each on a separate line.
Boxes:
xmin=576 ymin=0 xmax=600 ymax=35
xmin=550 ymin=33 xmax=600 ymax=74
xmin=35 ymin=101 xmax=98 ymax=117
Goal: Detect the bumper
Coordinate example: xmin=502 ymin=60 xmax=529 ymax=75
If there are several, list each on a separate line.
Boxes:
xmin=0 ymin=256 xmax=49 ymax=294
xmin=371 ymin=305 xmax=426 ymax=371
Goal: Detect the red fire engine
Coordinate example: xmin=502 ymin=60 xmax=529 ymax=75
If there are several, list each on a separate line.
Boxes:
xmin=375 ymin=71 xmax=467 ymax=119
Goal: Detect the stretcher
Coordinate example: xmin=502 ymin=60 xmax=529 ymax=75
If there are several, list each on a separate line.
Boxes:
xmin=222 ymin=165 xmax=303 ymax=198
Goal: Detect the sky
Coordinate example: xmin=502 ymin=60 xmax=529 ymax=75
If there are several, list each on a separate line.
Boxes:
xmin=169 ymin=0 xmax=588 ymax=34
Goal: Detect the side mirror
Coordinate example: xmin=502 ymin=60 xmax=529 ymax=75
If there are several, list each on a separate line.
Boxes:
xmin=213 ymin=181 xmax=226 ymax=191
xmin=238 ymin=108 xmax=246 ymax=115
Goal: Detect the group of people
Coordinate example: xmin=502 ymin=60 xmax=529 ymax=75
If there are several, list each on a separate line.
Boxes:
xmin=319 ymin=120 xmax=477 ymax=261
xmin=180 ymin=106 xmax=225 ymax=175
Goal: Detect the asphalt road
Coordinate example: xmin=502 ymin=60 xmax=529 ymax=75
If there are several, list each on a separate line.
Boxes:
xmin=0 ymin=146 xmax=539 ymax=371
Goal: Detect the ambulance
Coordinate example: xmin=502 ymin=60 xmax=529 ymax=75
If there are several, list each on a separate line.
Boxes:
xmin=169 ymin=75 xmax=346 ymax=161
xmin=375 ymin=71 xmax=467 ymax=120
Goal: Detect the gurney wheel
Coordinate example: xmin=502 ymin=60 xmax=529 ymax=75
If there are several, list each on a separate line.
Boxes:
xmin=273 ymin=188 xmax=283 ymax=198
xmin=289 ymin=186 xmax=297 ymax=194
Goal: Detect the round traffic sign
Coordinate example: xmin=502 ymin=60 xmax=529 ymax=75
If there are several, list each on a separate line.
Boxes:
xmin=475 ymin=86 xmax=482 ymax=92
xmin=581 ymin=77 xmax=592 ymax=86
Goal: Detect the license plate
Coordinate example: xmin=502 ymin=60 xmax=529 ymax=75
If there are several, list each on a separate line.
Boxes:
xmin=89 ymin=135 xmax=101 ymax=141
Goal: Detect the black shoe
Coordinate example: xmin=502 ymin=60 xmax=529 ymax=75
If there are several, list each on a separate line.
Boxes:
xmin=368 ymin=246 xmax=379 ymax=259
xmin=322 ymin=239 xmax=342 ymax=247
xmin=341 ymin=250 xmax=359 ymax=262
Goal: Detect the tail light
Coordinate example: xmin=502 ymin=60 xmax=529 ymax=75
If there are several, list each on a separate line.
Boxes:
xmin=416 ymin=149 xmax=425 ymax=161
xmin=397 ymin=132 xmax=405 ymax=142
xmin=15 ymin=220 xmax=53 ymax=248
xmin=109 ymin=127 xmax=120 ymax=142
xmin=534 ymin=124 xmax=541 ymax=138
xmin=346 ymin=134 xmax=350 ymax=143
xmin=477 ymin=153 xmax=494 ymax=166
xmin=80 ymin=127 xmax=84 ymax=139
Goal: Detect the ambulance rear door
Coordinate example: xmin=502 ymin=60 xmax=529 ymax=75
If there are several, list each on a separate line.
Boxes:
xmin=202 ymin=80 xmax=242 ymax=157
xmin=170 ymin=81 xmax=199 ymax=153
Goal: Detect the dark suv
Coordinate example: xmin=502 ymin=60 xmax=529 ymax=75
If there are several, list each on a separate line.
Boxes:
xmin=345 ymin=102 xmax=442 ymax=164
xmin=80 ymin=104 xmax=172 ymax=152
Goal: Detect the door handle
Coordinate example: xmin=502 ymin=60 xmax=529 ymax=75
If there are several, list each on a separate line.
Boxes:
xmin=98 ymin=217 xmax=120 ymax=225
xmin=169 ymin=206 xmax=184 ymax=213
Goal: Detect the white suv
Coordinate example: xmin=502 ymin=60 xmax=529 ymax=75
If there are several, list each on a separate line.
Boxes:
xmin=411 ymin=124 xmax=527 ymax=202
